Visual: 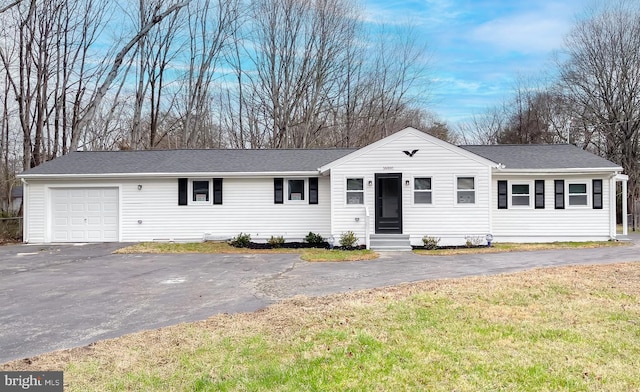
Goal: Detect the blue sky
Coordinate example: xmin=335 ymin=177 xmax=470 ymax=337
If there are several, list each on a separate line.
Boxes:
xmin=362 ymin=0 xmax=591 ymax=126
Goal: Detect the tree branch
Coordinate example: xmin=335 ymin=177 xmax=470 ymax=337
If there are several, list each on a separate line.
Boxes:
xmin=72 ymin=0 xmax=190 ymax=150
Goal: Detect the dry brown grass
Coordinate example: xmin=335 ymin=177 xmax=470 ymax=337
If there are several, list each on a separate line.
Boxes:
xmin=4 ymin=262 xmax=640 ymax=391
xmin=415 ymin=240 xmax=628 ymax=255
xmin=114 ymin=241 xmax=301 ymax=254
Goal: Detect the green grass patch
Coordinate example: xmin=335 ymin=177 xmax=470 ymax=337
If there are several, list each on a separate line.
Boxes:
xmin=6 ymin=262 xmax=640 ymax=391
xmin=415 ymin=241 xmax=628 ymax=255
xmin=300 ymin=249 xmax=377 ymax=262
xmin=115 ymin=241 xmax=377 ymax=262
xmin=114 ymin=241 xmax=299 ymax=254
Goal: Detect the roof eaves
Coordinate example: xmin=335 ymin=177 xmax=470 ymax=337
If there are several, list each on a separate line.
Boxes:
xmin=18 ymin=170 xmax=323 ymax=179
xmin=495 ymin=167 xmax=623 ymax=174
xmin=319 ymin=127 xmax=499 ymax=173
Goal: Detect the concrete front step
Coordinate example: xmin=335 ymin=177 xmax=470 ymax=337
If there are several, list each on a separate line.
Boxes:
xmin=370 ymin=234 xmax=412 ymax=251
xmin=370 ymin=246 xmax=413 ymax=252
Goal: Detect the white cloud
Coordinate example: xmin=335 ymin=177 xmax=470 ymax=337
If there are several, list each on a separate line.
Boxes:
xmin=470 ymin=3 xmax=576 ymax=54
xmin=361 ymin=0 xmax=460 ymax=27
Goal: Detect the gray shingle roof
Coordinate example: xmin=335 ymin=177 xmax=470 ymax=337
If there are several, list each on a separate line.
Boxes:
xmin=20 ymin=143 xmax=622 ymax=177
xmin=21 ymin=149 xmax=357 ymax=176
xmin=459 ymin=144 xmax=621 ymax=170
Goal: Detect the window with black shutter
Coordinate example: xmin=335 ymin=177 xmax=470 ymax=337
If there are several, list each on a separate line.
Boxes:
xmin=593 ymin=179 xmax=603 ymax=209
xmin=497 ymin=180 xmax=507 ymax=209
xmin=535 ymin=180 xmax=545 ymax=209
xmin=309 ymin=178 xmax=318 ymax=204
xmin=274 ymin=178 xmax=283 ymax=204
xmin=554 ymin=180 xmax=565 ymax=209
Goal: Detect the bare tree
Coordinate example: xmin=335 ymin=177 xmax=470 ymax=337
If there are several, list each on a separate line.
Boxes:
xmin=244 ymin=0 xmax=359 ymax=148
xmin=174 ymin=0 xmax=240 ymax=148
xmin=0 ymin=0 xmax=23 ymax=14
xmin=127 ymin=0 xmax=184 ymax=149
xmin=73 ymin=0 xmax=190 ymax=149
xmin=559 ymin=1 xmax=640 ymax=226
xmin=457 ymin=107 xmax=506 ymax=145
xmin=0 ymin=0 xmax=189 ymax=171
xmin=333 ymin=24 xmax=431 ymax=147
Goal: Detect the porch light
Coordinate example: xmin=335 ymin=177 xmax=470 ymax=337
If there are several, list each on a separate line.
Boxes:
xmin=137 ymin=184 xmax=142 ymax=190
xmin=368 ymin=180 xmax=373 ymax=186
xmin=405 ymin=180 xmax=410 ymax=186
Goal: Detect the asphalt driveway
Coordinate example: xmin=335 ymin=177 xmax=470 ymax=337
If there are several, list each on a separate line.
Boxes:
xmin=1 ymin=240 xmax=639 ymax=363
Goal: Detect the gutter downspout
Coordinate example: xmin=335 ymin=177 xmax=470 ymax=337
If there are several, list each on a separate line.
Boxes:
xmin=365 ymin=206 xmax=370 ymax=249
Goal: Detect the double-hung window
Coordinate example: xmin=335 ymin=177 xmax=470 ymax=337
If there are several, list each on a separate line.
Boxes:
xmin=498 ymin=180 xmax=543 ymax=209
xmin=192 ymin=180 xmax=210 ymax=203
xmin=456 ymin=177 xmax=475 ymax=204
xmin=274 ymin=178 xmax=317 ymax=204
xmin=346 ymin=178 xmax=364 ymax=205
xmin=568 ymin=183 xmax=588 ymax=206
xmin=178 ymin=178 xmax=223 ymax=205
xmin=288 ymin=179 xmax=305 ymax=201
xmin=414 ymin=177 xmax=432 ymax=204
xmin=511 ymin=183 xmax=530 ymax=207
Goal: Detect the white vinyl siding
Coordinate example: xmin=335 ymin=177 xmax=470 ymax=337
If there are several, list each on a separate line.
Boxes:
xmin=23 ymin=182 xmax=46 ymax=242
xmin=492 ymin=176 xmax=611 ymax=242
xmin=327 ymin=131 xmax=492 ymax=246
xmin=24 ymin=177 xmax=331 ymax=243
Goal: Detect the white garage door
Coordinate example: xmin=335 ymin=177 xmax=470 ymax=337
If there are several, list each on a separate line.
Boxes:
xmin=51 ymin=188 xmax=119 ymax=242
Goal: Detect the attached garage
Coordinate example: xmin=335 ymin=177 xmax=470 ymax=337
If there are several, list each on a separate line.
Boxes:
xmin=51 ymin=187 xmax=119 ymax=242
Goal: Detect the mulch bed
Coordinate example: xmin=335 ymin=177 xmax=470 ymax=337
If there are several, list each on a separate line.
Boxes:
xmin=236 ymin=242 xmax=367 ymax=251
xmin=412 ymin=245 xmax=490 ymax=250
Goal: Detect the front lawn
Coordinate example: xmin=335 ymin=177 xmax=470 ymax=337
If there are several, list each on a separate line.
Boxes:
xmin=115 ymin=241 xmax=378 ymax=262
xmin=414 ymin=240 xmax=628 ymax=255
xmin=300 ymin=249 xmax=377 ymax=262
xmin=4 ymin=262 xmax=639 ymax=391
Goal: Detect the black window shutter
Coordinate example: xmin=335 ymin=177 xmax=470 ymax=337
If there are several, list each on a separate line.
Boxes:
xmin=213 ymin=178 xmax=223 ymax=205
xmin=535 ymin=180 xmax=545 ymax=209
xmin=593 ymin=179 xmax=603 ymax=209
xmin=274 ymin=178 xmax=283 ymax=204
xmin=554 ymin=180 xmax=564 ymax=209
xmin=178 ymin=178 xmax=188 ymax=206
xmin=497 ymin=180 xmax=507 ymax=209
xmin=309 ymin=177 xmax=318 ymax=204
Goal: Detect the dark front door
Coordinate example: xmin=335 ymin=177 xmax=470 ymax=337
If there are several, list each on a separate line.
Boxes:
xmin=375 ymin=173 xmax=402 ymax=233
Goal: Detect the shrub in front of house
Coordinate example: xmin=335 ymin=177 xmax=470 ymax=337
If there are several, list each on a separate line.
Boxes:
xmin=228 ymin=232 xmax=330 ymax=249
xmin=268 ymin=235 xmax=285 ymax=248
xmin=339 ymin=231 xmax=358 ymax=248
xmin=422 ymin=235 xmax=440 ymax=250
xmin=230 ymin=232 xmax=251 ymax=248
xmin=304 ymin=231 xmax=325 ymax=245
xmin=465 ymin=235 xmax=485 ymax=248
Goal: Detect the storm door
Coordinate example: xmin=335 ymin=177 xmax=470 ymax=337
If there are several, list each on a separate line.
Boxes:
xmin=375 ymin=173 xmax=403 ymax=233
